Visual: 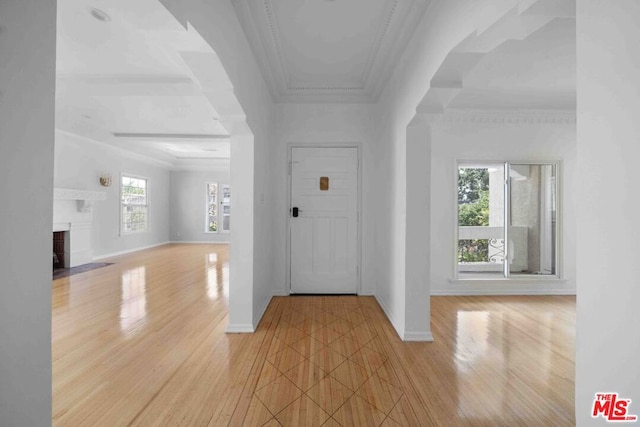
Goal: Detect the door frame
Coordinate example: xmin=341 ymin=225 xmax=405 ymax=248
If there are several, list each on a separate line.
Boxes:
xmin=285 ymin=143 xmax=363 ymax=295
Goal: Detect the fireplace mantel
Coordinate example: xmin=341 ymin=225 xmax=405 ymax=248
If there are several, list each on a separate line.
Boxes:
xmin=53 ymin=188 xmax=106 ymax=267
xmin=53 ymin=188 xmax=107 ymax=213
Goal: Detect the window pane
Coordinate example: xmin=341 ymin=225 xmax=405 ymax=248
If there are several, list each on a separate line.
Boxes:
xmin=457 ymin=165 xmax=505 ymax=277
xmin=121 ymin=175 xmax=148 ymax=233
xmin=207 ymin=183 xmax=218 ymax=232
xmin=509 ymin=164 xmax=557 ymax=275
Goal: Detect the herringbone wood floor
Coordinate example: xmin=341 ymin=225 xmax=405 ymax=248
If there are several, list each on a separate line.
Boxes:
xmin=52 ymin=244 xmax=575 ymax=426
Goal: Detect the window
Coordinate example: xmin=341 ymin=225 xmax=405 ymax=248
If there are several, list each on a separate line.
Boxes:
xmin=457 ymin=162 xmax=558 ymax=279
xmin=206 ymin=183 xmax=231 ymax=233
xmin=121 ymin=175 xmax=148 ymax=234
xmin=206 ymin=183 xmax=218 ymax=232
xmin=221 ymin=184 xmax=231 ymax=232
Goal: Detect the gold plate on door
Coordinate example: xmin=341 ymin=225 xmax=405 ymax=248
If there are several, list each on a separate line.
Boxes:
xmin=319 ymin=176 xmax=329 ymax=191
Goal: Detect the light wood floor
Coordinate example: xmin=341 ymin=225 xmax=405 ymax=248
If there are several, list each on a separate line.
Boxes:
xmin=52 ymin=244 xmax=575 ymax=426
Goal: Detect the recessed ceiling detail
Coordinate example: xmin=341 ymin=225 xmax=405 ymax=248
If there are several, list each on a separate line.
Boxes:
xmin=417 ymin=1 xmax=576 ymax=114
xmin=233 ymin=0 xmax=431 ymax=102
xmin=55 ymin=0 xmax=243 ymax=171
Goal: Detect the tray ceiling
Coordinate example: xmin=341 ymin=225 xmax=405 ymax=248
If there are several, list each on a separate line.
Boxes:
xmin=232 ymin=0 xmax=431 ymax=103
xmin=56 ymin=0 xmax=236 ymax=170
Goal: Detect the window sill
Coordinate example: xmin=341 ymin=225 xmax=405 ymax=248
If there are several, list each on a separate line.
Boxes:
xmin=121 ymin=230 xmax=150 ymax=236
xmin=450 ymin=277 xmax=567 ymax=285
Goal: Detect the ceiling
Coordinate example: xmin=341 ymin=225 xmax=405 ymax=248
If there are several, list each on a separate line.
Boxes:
xmin=449 ymin=17 xmax=576 ymax=111
xmin=416 ymin=0 xmax=576 ymax=114
xmin=56 ymin=0 xmax=231 ymax=169
xmin=56 ymin=0 xmax=576 ymax=167
xmin=233 ymin=0 xmax=575 ymax=109
xmin=232 ymin=0 xmax=431 ymax=103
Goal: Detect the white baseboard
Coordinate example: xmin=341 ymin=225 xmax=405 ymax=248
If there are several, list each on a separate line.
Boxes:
xmin=225 ymin=324 xmax=255 ymax=333
xmin=170 ymin=240 xmax=230 ymax=244
xmin=403 ymin=331 xmax=435 ymax=342
xmin=431 ymin=288 xmax=576 ymax=296
xmin=374 ymin=295 xmax=435 ymax=342
xmin=374 ymin=295 xmax=404 ymax=341
xmin=358 ymin=289 xmax=375 ymax=296
xmin=251 ymin=290 xmax=289 ymax=331
xmin=253 ymin=294 xmax=273 ymax=330
xmin=93 ymin=241 xmax=170 ymax=261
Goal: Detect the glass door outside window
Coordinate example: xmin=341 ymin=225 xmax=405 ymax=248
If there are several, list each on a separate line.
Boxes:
xmin=457 ymin=162 xmax=558 ymax=279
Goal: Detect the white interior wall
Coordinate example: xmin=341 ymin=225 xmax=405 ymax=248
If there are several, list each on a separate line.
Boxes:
xmin=160 ymin=0 xmax=277 ymax=330
xmin=375 ymin=0 xmax=520 ymax=339
xmin=170 ymin=170 xmax=231 ymax=243
xmin=430 ymin=121 xmax=577 ymax=295
xmin=2 ymin=0 xmax=639 ymax=423
xmin=54 ymin=131 xmax=171 ymax=258
xmin=0 ymin=1 xmax=56 ymax=425
xmin=273 ymin=104 xmax=380 ymax=296
xmin=577 ymin=1 xmax=640 ymax=423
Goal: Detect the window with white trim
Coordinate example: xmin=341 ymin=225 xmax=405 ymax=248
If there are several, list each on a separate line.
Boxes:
xmin=456 ymin=162 xmax=559 ymax=279
xmin=206 ymin=183 xmax=218 ymax=232
xmin=206 ymin=183 xmax=231 ymax=233
xmin=121 ymin=175 xmax=148 ymax=234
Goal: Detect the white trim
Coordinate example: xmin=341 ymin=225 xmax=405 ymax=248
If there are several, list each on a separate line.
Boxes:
xmin=204 ymin=182 xmax=219 ymax=234
xmin=247 ymin=291 xmax=290 ymax=333
xmin=53 ymin=188 xmax=107 ymax=201
xmin=232 ymin=0 xmax=428 ymax=103
xmin=451 ymin=277 xmax=568 ymax=283
xmin=375 ymin=294 xmax=434 ymax=342
xmin=414 ymin=110 xmax=577 ymax=126
xmin=402 ymin=331 xmax=434 ymax=342
xmin=225 ymin=324 xmax=255 ymax=334
xmin=252 ymin=290 xmax=287 ymax=330
xmin=433 ymin=287 xmax=576 ymax=296
xmin=120 ymin=173 xmax=150 ymax=236
xmin=442 ymin=109 xmax=576 ymax=125
xmin=286 ymin=143 xmax=363 ymax=295
xmin=253 ymin=294 xmax=273 ymax=331
xmin=454 ymin=160 xmax=563 ymax=281
xmin=374 ymin=294 xmax=404 ymax=341
xmin=170 ymin=241 xmax=230 ymax=245
xmin=204 ymin=182 xmax=231 ymax=234
xmin=92 ymin=241 xmax=170 ymax=261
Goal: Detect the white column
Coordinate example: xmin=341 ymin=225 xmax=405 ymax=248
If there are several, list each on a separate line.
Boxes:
xmin=577 ymin=1 xmax=640 ymax=423
xmin=403 ymin=115 xmax=434 ymax=341
xmin=0 ymin=1 xmax=56 ymax=424
xmin=226 ymin=131 xmax=255 ymax=332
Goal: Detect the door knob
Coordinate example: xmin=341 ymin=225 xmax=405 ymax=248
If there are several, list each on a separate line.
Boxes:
xmin=292 ymin=207 xmax=299 ymax=217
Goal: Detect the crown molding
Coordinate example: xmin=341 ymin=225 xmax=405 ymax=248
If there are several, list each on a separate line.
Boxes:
xmin=233 ymin=0 xmax=429 ymax=102
xmin=262 ymin=0 xmax=290 ymax=91
xmin=230 ymin=1 xmax=281 ymax=100
xmin=359 ymin=0 xmax=400 ymax=87
xmin=414 ymin=109 xmax=576 ymax=126
xmin=369 ymin=0 xmax=431 ymax=101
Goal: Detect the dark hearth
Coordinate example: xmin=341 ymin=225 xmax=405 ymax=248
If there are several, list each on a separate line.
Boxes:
xmin=53 ymin=231 xmax=66 ymax=270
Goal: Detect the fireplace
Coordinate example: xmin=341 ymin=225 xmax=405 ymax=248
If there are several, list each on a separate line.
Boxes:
xmin=53 ymin=188 xmax=106 ymax=268
xmin=53 ymin=231 xmax=68 ymax=270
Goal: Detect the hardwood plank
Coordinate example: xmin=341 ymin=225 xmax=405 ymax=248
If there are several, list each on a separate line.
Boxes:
xmin=53 ymin=244 xmax=575 ymax=426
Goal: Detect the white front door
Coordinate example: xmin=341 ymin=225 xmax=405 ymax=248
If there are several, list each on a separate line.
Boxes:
xmin=290 ymin=147 xmax=359 ymax=294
